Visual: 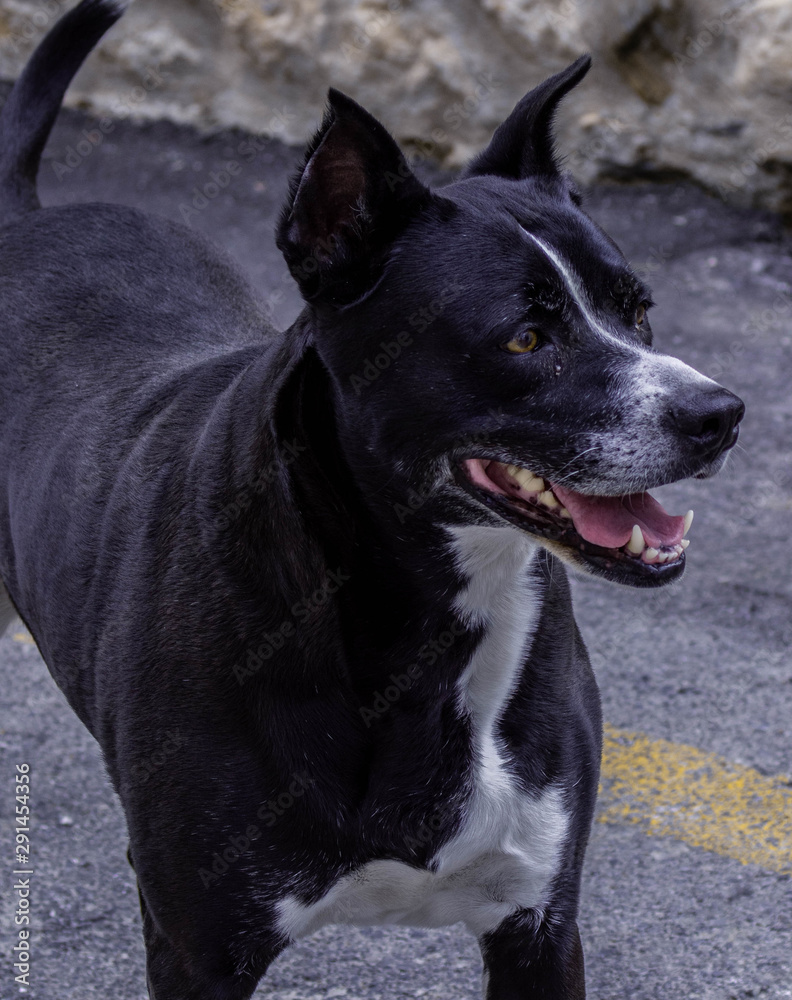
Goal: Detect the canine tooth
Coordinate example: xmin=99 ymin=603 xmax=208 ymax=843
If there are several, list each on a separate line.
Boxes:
xmin=514 ymin=469 xmax=544 ymax=492
xmin=538 ymin=490 xmax=559 ymax=509
xmin=626 ymin=524 xmax=644 ymax=555
xmin=643 ymin=547 xmax=659 ymax=563
xmin=560 ymin=507 xmax=572 ymax=518
xmin=683 ymin=509 xmax=694 ymax=535
xmin=680 ymin=538 xmax=690 ymax=549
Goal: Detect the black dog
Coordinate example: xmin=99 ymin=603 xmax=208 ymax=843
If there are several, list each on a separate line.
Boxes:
xmin=0 ymin=1 xmax=744 ymax=997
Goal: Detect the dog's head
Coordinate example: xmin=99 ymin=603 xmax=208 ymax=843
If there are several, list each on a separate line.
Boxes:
xmin=276 ymin=58 xmax=744 ymax=588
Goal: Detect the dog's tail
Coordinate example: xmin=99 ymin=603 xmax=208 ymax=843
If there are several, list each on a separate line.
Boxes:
xmin=0 ymin=0 xmax=131 ymax=225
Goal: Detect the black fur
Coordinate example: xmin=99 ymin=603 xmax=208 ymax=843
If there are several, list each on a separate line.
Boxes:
xmin=0 ymin=3 xmax=743 ymax=998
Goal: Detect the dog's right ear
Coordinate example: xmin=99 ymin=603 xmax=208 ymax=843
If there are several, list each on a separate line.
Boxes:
xmin=276 ymin=90 xmax=432 ymax=307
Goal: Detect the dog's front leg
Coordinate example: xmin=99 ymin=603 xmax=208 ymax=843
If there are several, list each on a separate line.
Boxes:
xmin=132 ymin=874 xmax=268 ymax=1000
xmin=479 ymin=909 xmax=586 ymax=1000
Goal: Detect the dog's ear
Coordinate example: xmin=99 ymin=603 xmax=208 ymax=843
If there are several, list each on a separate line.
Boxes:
xmin=277 ymin=89 xmax=432 ymax=306
xmin=463 ymin=55 xmax=591 ymax=181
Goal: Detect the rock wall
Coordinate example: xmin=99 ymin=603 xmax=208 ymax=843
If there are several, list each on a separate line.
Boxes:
xmin=1 ymin=0 xmax=792 ymax=214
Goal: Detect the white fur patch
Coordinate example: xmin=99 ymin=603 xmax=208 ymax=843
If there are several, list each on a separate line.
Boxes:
xmin=517 ymin=223 xmax=729 ymax=491
xmin=584 ymin=351 xmax=729 ymax=490
xmin=276 ymin=525 xmax=569 ymax=941
xmin=518 ymin=226 xmax=626 ymax=345
xmin=449 ymin=524 xmax=542 ymax=810
xmin=630 ymin=352 xmax=723 ymax=402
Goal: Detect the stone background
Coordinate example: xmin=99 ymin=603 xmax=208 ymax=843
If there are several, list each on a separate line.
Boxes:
xmin=1 ymin=0 xmax=792 ymax=210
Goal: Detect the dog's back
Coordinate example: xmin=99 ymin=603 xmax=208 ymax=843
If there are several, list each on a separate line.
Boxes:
xmin=0 ymin=0 xmax=279 ymax=469
xmin=0 ymin=0 xmax=286 ymax=682
xmin=0 ymin=0 xmax=127 ymax=643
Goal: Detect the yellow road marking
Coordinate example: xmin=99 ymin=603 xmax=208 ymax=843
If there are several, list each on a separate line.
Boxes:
xmin=12 ymin=631 xmax=36 ymax=646
xmin=600 ymin=725 xmax=792 ymax=874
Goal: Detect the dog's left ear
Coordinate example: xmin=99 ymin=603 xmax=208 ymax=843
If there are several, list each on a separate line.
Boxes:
xmin=463 ymin=55 xmax=591 ymax=182
xmin=277 ymin=89 xmax=432 ymax=306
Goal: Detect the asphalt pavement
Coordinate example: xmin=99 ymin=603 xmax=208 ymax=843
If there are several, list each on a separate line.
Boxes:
xmin=0 ymin=102 xmax=790 ymax=1000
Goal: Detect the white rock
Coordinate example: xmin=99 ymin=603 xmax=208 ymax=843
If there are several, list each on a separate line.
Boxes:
xmin=0 ymin=0 xmax=790 ymax=212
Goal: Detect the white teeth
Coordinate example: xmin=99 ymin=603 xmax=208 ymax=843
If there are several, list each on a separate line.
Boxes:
xmin=500 ymin=462 xmax=559 ymax=509
xmin=514 ymin=468 xmax=545 ymax=493
xmin=626 ymin=524 xmax=644 ymax=556
xmin=495 ymin=464 xmax=693 ymax=570
xmin=503 ymin=464 xmax=544 ymax=493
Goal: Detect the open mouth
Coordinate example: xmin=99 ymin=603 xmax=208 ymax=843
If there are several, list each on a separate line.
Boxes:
xmin=458 ymin=459 xmax=693 ymax=585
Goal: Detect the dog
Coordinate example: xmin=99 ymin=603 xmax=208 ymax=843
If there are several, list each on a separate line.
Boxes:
xmin=0 ymin=1 xmax=744 ymax=997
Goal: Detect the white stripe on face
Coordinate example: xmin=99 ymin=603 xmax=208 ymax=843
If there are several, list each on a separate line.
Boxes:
xmin=518 ymin=225 xmax=625 ymax=345
xmin=518 ymin=225 xmax=721 ymax=396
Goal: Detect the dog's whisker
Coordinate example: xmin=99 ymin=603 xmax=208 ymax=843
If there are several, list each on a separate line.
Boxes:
xmin=545 ymin=446 xmax=602 ymax=487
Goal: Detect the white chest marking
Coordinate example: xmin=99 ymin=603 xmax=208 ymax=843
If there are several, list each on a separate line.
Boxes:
xmin=276 ymin=526 xmax=569 ymax=941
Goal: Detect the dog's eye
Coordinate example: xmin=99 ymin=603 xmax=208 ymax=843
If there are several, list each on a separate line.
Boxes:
xmin=502 ymin=329 xmax=540 ymax=354
xmin=635 ymin=303 xmax=648 ymax=327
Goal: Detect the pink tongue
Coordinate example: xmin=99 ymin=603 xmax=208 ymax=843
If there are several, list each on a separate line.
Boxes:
xmin=550 ymin=483 xmax=684 ymax=549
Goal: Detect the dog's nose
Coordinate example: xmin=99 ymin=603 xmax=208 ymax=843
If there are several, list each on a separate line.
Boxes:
xmin=669 ymin=386 xmax=745 ymax=455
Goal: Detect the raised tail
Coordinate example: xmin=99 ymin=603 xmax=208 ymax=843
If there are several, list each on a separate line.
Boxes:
xmin=0 ymin=0 xmax=130 ymax=225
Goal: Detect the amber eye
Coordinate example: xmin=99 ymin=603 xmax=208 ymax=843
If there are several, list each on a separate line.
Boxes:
xmin=502 ymin=329 xmax=540 ymax=354
xmin=635 ymin=303 xmax=648 ymax=327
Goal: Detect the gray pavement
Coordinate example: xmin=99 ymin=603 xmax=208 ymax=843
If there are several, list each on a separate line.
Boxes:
xmin=0 ymin=102 xmax=791 ymax=999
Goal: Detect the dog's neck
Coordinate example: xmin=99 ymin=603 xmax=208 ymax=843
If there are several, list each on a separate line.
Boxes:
xmin=196 ymin=325 xmax=578 ymax=718
xmin=253 ymin=333 xmax=560 ymax=692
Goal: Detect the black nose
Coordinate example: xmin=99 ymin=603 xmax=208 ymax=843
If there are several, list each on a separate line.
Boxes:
xmin=669 ymin=387 xmax=745 ymax=456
